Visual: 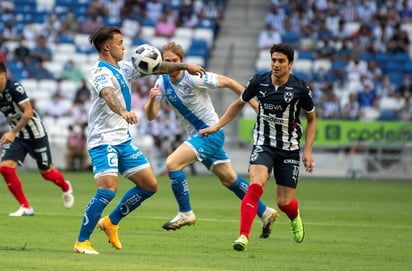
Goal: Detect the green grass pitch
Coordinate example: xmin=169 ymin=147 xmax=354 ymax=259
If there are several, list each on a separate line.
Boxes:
xmin=0 ymin=171 xmax=411 ymax=271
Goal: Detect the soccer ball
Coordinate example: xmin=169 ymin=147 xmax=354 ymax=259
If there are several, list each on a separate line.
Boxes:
xmin=131 ymin=44 xmax=162 ymax=75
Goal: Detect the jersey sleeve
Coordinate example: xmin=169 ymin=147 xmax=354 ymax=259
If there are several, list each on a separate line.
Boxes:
xmin=240 ymin=75 xmax=258 ymax=103
xmin=90 ymin=67 xmax=115 ymax=96
xmin=301 ymin=83 xmax=315 ymax=113
xmin=190 ymin=71 xmax=219 ymax=90
xmin=11 ymin=81 xmax=30 ymax=104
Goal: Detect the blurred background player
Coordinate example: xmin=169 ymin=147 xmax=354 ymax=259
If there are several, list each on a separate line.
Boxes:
xmin=0 ymin=62 xmax=74 ymax=216
xmin=144 ymin=42 xmax=278 ymax=237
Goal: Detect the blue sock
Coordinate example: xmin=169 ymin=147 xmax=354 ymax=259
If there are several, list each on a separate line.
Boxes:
xmin=78 ymin=189 xmax=115 ymax=242
xmin=109 ymin=186 xmax=155 ymax=224
xmin=169 ymin=170 xmax=191 ymax=212
xmin=228 ymin=175 xmax=267 ymax=217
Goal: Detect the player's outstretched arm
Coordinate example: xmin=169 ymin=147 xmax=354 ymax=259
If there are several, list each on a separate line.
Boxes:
xmin=199 ymin=98 xmax=246 ymax=137
xmin=217 ymin=74 xmax=258 ymax=112
xmin=154 ymin=62 xmax=205 ymax=77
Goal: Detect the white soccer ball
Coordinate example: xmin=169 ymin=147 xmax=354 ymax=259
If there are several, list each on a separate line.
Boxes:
xmin=131 ymin=44 xmax=162 ymax=75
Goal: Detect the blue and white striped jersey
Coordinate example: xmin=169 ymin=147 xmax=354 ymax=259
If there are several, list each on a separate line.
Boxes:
xmin=155 ymin=71 xmax=220 ymax=137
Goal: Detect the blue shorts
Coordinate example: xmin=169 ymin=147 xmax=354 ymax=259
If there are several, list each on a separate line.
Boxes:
xmin=249 ymin=145 xmax=300 ymax=188
xmin=187 ymin=129 xmax=230 ymax=170
xmin=88 ymin=139 xmax=150 ymax=179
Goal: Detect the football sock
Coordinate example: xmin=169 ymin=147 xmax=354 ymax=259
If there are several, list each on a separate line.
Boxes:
xmin=278 ymin=197 xmax=299 ymax=220
xmin=227 ymin=175 xmax=267 ymax=217
xmin=109 ymin=186 xmax=155 ymax=224
xmin=0 ymin=166 xmax=31 ymax=208
xmin=41 ymin=168 xmax=70 ymax=192
xmin=168 ymin=170 xmax=191 ymax=212
xmin=77 ymin=189 xmax=115 ymax=242
xmin=239 ymin=183 xmax=263 ymax=239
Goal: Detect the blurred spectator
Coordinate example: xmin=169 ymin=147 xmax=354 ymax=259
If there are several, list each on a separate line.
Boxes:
xmin=31 ymin=35 xmax=53 ymax=64
xmin=0 ymin=38 xmax=9 ymax=63
xmin=13 ymin=40 xmax=31 ymax=64
xmin=400 ymin=91 xmax=412 ymax=121
xmin=257 ymin=23 xmax=282 ymax=52
xmin=376 ymin=75 xmax=396 ymax=98
xmin=22 ymin=21 xmax=39 ymax=43
xmin=315 ymin=37 xmax=336 ymax=59
xmin=74 ymin=78 xmax=91 ymax=104
xmin=41 ymin=13 xmax=62 ymax=43
xmin=154 ymin=14 xmax=176 ymax=38
xmin=357 ymin=80 xmax=380 ymax=120
xmin=317 ymin=84 xmax=341 ymax=119
xmin=264 ymin=2 xmax=286 ymax=34
xmin=177 ymin=0 xmax=200 ymax=28
xmin=364 ymin=60 xmax=383 ymax=82
xmin=88 ymin=0 xmax=109 ymax=18
xmin=3 ymin=20 xmax=20 ymax=42
xmin=81 ymin=11 xmax=104 ymax=34
xmin=65 ymin=124 xmax=88 ymax=171
xmin=120 ymin=0 xmax=146 ymax=22
xmin=44 ymin=91 xmax=71 ymax=118
xmin=70 ymin=96 xmax=89 ymax=127
xmin=26 ymin=59 xmax=54 ymax=80
xmin=0 ymin=0 xmax=15 ymax=13
xmin=378 ymin=91 xmax=405 ymax=120
xmin=387 ymin=24 xmax=410 ymax=54
xmin=396 ymin=73 xmax=412 ymax=98
xmin=59 ymin=60 xmax=84 ymax=82
xmin=342 ymin=93 xmax=361 ymax=120
xmin=146 ymin=0 xmax=164 ymax=23
xmin=199 ymin=0 xmax=225 ymax=34
xmin=104 ymin=0 xmax=123 ymax=21
xmin=121 ymin=14 xmax=142 ymax=38
xmin=60 ymin=10 xmax=81 ymax=38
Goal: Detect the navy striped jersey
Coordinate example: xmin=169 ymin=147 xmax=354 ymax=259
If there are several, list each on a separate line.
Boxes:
xmin=0 ymin=80 xmax=46 ymax=139
xmin=241 ymin=72 xmax=315 ymax=151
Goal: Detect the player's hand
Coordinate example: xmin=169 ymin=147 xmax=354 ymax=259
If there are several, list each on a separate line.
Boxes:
xmin=302 ymin=152 xmax=315 ymax=173
xmin=199 ymin=126 xmax=218 ymax=137
xmin=1 ymin=131 xmax=16 ymax=145
xmin=121 ymin=111 xmax=138 ymax=124
xmin=186 ymin=64 xmax=206 ymax=77
xmin=149 ymin=86 xmax=160 ymax=98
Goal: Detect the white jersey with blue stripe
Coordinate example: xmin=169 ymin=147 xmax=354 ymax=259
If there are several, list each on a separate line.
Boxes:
xmin=86 ymin=59 xmax=142 ymax=149
xmin=156 ymin=71 xmax=220 ymax=137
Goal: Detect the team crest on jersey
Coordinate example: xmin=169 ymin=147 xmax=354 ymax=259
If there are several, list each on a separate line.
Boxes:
xmin=5 ymin=93 xmax=12 ymax=103
xmin=284 ymin=91 xmax=294 ymax=103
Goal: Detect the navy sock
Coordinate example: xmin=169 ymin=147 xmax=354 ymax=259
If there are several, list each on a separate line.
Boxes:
xmin=168 ymin=170 xmax=191 ymax=212
xmin=77 ymin=189 xmax=115 ymax=242
xmin=228 ymin=175 xmax=267 ymax=217
xmin=109 ymin=186 xmax=155 ymax=224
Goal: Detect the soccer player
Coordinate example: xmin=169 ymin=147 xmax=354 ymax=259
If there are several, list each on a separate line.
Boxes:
xmin=199 ymin=43 xmax=316 ymax=251
xmin=72 ymin=26 xmax=205 ymax=254
xmin=0 ymin=62 xmax=74 ymax=216
xmin=144 ymin=42 xmax=278 ymax=237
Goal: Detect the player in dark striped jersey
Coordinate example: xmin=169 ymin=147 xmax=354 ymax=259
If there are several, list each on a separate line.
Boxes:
xmin=0 ymin=62 xmax=74 ymax=216
xmin=200 ymin=43 xmax=316 ymax=251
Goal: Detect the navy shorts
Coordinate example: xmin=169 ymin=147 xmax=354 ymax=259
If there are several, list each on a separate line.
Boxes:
xmin=249 ymin=145 xmax=300 ymax=188
xmin=1 ymin=136 xmax=52 ymax=170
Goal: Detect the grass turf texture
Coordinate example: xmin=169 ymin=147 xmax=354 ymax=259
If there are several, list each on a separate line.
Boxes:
xmin=0 ymin=172 xmax=411 ymax=271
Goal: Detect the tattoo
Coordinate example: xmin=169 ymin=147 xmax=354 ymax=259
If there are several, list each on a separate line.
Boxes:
xmin=154 ymin=62 xmax=187 ymax=74
xmin=100 ymin=87 xmax=127 ymax=116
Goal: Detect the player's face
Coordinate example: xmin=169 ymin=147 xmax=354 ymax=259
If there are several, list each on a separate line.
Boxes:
xmin=162 ymin=50 xmax=182 ymax=77
xmin=107 ymin=33 xmax=125 ymax=62
xmin=271 ymin=52 xmax=292 ymax=79
xmin=0 ymin=72 xmax=6 ymax=92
